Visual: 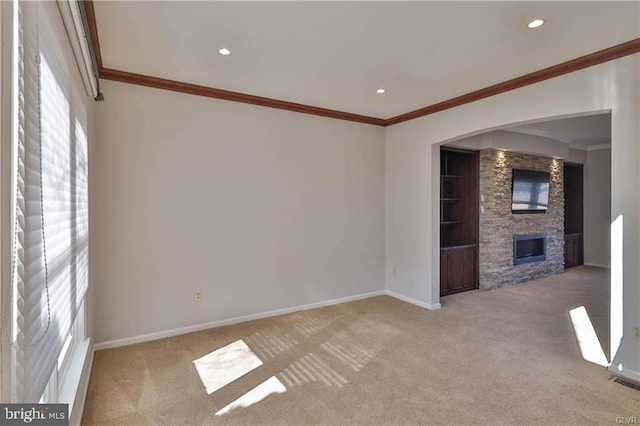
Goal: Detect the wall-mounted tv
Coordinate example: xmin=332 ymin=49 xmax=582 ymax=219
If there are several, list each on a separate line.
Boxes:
xmin=511 ymin=169 xmax=550 ymax=214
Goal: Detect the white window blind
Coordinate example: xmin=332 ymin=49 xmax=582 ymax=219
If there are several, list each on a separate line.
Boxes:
xmin=12 ymin=0 xmax=89 ymax=403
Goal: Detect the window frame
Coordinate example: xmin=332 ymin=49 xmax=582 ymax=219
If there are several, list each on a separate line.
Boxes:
xmin=2 ymin=0 xmax=91 ymax=404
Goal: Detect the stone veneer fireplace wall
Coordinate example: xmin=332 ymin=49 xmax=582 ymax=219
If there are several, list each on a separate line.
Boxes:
xmin=479 ymin=149 xmax=564 ymax=290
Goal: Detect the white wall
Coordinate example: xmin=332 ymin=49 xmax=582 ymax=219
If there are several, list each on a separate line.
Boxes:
xmin=385 ymin=54 xmax=640 ymax=380
xmin=447 ymin=130 xmax=571 ymax=159
xmin=584 ymin=148 xmax=612 ymax=267
xmin=92 ymin=80 xmax=385 ymax=345
xmin=567 ymin=148 xmax=588 ymax=165
xmin=384 ymin=121 xmax=434 ymax=307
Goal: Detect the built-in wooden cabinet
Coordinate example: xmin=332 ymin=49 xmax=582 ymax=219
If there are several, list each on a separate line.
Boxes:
xmin=564 ymin=233 xmax=582 ymax=268
xmin=564 ymin=163 xmax=584 ymax=269
xmin=441 ymin=244 xmax=476 ymax=295
xmin=440 ymin=149 xmax=479 ymax=296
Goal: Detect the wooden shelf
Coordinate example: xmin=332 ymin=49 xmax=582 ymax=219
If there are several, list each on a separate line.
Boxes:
xmin=441 ymin=175 xmax=463 ymax=179
xmin=440 ymin=221 xmax=462 ymax=225
xmin=441 ymin=243 xmax=477 ymax=250
xmin=441 ymin=198 xmax=461 ymax=202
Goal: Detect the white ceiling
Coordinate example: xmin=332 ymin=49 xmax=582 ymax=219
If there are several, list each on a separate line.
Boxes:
xmin=505 ymin=113 xmax=611 ymax=148
xmin=94 ymin=1 xmax=640 ymax=119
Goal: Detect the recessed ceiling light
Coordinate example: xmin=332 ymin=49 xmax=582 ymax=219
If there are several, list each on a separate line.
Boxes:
xmin=376 ymin=89 xmax=386 ymax=94
xmin=218 ymin=48 xmax=232 ymax=56
xmin=527 ymin=19 xmax=545 ymax=29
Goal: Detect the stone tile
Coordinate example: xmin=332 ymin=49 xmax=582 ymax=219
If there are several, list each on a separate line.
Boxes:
xmin=479 ymin=149 xmax=564 ymax=289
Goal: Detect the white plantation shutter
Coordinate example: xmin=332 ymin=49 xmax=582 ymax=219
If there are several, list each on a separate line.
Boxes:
xmin=13 ymin=0 xmax=89 ymax=402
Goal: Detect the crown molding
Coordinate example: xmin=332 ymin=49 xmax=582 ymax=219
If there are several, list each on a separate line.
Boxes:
xmin=82 ymin=0 xmax=102 ymax=71
xmin=99 ymin=68 xmax=387 ymax=126
xmin=83 ymin=0 xmax=385 ymax=126
xmin=587 ymin=143 xmax=612 ymax=151
xmin=84 ymin=0 xmax=640 ymax=128
xmin=385 ymin=38 xmax=640 ymax=126
xmin=567 ymin=143 xmax=611 ymax=152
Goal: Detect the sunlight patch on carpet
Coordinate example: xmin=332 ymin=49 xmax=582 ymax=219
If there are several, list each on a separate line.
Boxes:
xmin=215 ymin=376 xmax=286 ymax=416
xmin=569 ymin=306 xmax=608 ymax=367
xmin=193 ymin=339 xmax=263 ymax=395
xmin=244 ymin=330 xmax=297 ymax=361
xmin=278 ymin=352 xmax=347 ymax=388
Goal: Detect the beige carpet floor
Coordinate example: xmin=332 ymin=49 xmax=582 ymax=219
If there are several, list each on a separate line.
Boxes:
xmin=83 ymin=266 xmax=639 ymax=425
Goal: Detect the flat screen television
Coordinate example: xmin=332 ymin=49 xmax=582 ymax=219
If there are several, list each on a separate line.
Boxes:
xmin=511 ymin=169 xmax=550 ymax=214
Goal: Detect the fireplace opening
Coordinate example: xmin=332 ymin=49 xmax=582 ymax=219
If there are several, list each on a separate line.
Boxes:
xmin=514 ymin=233 xmax=546 ymax=265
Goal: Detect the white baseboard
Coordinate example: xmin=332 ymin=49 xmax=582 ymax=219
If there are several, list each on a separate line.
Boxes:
xmin=608 ymin=364 xmax=640 ymax=382
xmin=385 ymin=290 xmax=441 ymax=310
xmin=94 ymin=290 xmax=386 ymax=350
xmin=584 ymin=262 xmax=610 ymax=269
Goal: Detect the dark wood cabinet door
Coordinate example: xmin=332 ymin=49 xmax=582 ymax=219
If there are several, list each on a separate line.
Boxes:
xmin=564 ymin=233 xmax=582 ymax=268
xmin=441 ymin=245 xmax=476 ymax=296
xmin=440 ymin=250 xmax=450 ymax=294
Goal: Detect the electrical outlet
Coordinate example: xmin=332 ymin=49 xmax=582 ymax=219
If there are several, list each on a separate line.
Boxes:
xmin=195 ymin=290 xmax=203 ymax=302
xmin=633 ymin=325 xmax=640 ymax=340
xmin=393 ymin=269 xmax=397 ymax=278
